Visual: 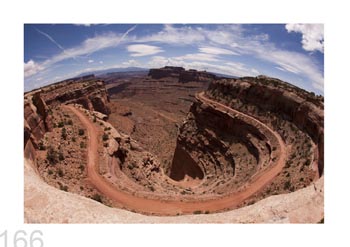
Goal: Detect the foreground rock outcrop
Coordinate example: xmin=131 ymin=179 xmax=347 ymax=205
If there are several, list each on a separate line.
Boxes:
xmin=24 ymin=158 xmax=323 ymax=223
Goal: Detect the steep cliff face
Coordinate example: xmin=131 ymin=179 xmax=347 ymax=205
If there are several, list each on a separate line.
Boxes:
xmin=206 ymin=76 xmax=324 ymax=175
xmin=148 ymin=66 xmax=185 ymax=79
xmin=170 ymin=96 xmax=277 ymax=193
xmin=178 ymin=69 xmax=217 ymax=83
xmin=148 ymin=66 xmax=218 ymax=83
xmin=42 ymin=80 xmax=110 ymax=115
xmin=24 ymin=79 xmax=110 ymax=161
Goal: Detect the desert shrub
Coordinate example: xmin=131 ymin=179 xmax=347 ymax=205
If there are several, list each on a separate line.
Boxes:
xmin=91 ymin=193 xmax=102 ymax=203
xmin=72 ymin=137 xmax=76 ymax=142
xmin=80 ymin=142 xmax=86 ymax=149
xmin=67 ymin=119 xmax=73 ymax=125
xmin=104 ymin=127 xmax=111 ymax=131
xmin=58 ymin=152 xmax=64 ymax=161
xmin=61 ymin=127 xmax=67 ymax=140
xmin=284 ymin=181 xmax=291 ymax=190
xmin=59 ymin=184 xmax=68 ymax=191
xmin=93 ymin=116 xmax=96 ymax=123
xmin=78 ymin=129 xmax=84 ymax=136
xmin=48 ymin=169 xmax=53 ymax=175
xmin=58 ymin=121 xmax=64 ymax=128
xmin=102 ymin=133 xmax=109 ymax=141
xmin=80 ymin=186 xmax=84 ymax=191
xmin=57 ymin=168 xmax=64 ymax=177
xmin=193 ymin=210 xmax=202 ymax=214
xmin=46 ymin=146 xmax=58 ymax=165
xmin=103 ymin=142 xmax=109 ymax=147
xmin=79 ymin=164 xmax=85 ymax=172
xmin=38 ymin=141 xmax=46 ymax=150
xmin=305 ymin=159 xmax=311 ymax=166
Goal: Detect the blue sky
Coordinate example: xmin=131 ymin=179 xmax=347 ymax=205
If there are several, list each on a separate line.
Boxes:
xmin=24 ymin=24 xmax=324 ymax=94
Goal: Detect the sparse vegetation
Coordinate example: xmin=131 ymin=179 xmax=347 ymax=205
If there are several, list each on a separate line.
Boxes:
xmin=284 ymin=181 xmax=291 ymax=190
xmin=58 ymin=151 xmax=64 ymax=161
xmin=78 ymin=129 xmax=85 ymax=136
xmin=61 ymin=127 xmax=67 ymax=140
xmin=193 ymin=210 xmax=202 ymax=214
xmin=58 ymin=121 xmax=64 ymax=128
xmin=57 ymin=168 xmax=64 ymax=177
xmin=46 ymin=146 xmax=59 ymax=165
xmin=80 ymin=142 xmax=86 ymax=149
xmin=91 ymin=193 xmax=103 ymax=203
xmin=102 ymin=133 xmax=109 ymax=141
xmin=59 ymin=184 xmax=68 ymax=192
xmin=38 ymin=141 xmax=46 ymax=150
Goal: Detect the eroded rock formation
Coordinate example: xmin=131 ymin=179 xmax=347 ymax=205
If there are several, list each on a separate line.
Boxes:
xmin=148 ymin=66 xmax=218 ymax=83
xmin=24 ymin=72 xmax=324 ymax=222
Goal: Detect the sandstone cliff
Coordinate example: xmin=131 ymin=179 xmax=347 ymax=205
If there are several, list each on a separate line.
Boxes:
xmin=24 ymin=78 xmax=110 ymax=161
xmin=206 ymin=76 xmax=324 ymax=175
xmin=148 ymin=66 xmax=218 ymax=83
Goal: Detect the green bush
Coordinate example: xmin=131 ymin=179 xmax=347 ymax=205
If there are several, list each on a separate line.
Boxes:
xmin=46 ymin=146 xmax=58 ymax=165
xmin=58 ymin=121 xmax=64 ymax=128
xmin=78 ymin=129 xmax=85 ymax=136
xmin=38 ymin=141 xmax=46 ymax=150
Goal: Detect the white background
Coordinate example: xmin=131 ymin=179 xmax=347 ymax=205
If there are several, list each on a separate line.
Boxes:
xmin=0 ymin=0 xmax=349 ymax=246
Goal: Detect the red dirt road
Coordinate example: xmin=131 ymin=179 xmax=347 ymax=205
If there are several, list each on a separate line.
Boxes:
xmin=63 ymin=93 xmax=287 ymax=215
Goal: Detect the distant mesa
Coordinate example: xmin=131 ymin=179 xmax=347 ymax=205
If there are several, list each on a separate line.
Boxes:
xmin=148 ymin=66 xmax=221 ymax=83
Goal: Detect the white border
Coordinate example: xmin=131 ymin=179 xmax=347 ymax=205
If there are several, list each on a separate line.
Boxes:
xmin=1 ymin=0 xmax=349 ymax=246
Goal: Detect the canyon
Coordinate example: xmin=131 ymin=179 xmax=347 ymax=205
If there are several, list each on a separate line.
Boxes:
xmin=24 ymin=67 xmax=324 ymax=223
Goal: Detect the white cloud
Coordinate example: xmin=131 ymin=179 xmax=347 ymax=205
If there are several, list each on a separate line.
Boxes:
xmin=175 ymin=53 xmax=219 ymax=62
xmin=25 ymin=25 xmax=137 ymax=78
xmin=88 ymin=59 xmax=94 ymax=63
xmin=24 ymin=60 xmax=43 ymax=78
xmin=139 ymin=24 xmax=205 ymax=45
xmin=122 ymin=59 xmax=141 ymax=67
xmin=147 ymin=56 xmax=258 ymax=78
xmin=199 ymin=46 xmax=239 ymax=56
xmin=74 ymin=24 xmax=92 ymax=27
xmin=127 ymin=44 xmax=164 ymax=57
xmin=285 ymin=24 xmax=324 ymax=53
xmin=99 ymin=61 xmax=103 ymax=64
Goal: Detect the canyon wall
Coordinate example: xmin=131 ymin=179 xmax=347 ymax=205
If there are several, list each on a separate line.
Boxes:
xmin=148 ymin=66 xmax=218 ymax=83
xmin=24 ymin=78 xmax=110 ymax=161
xmin=206 ymin=76 xmax=324 ymax=175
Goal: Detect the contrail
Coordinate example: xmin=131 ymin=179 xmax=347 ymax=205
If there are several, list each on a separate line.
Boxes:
xmin=35 ymin=28 xmax=66 ymax=52
xmin=35 ymin=27 xmax=78 ymax=61
xmin=118 ymin=24 xmax=137 ymax=44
